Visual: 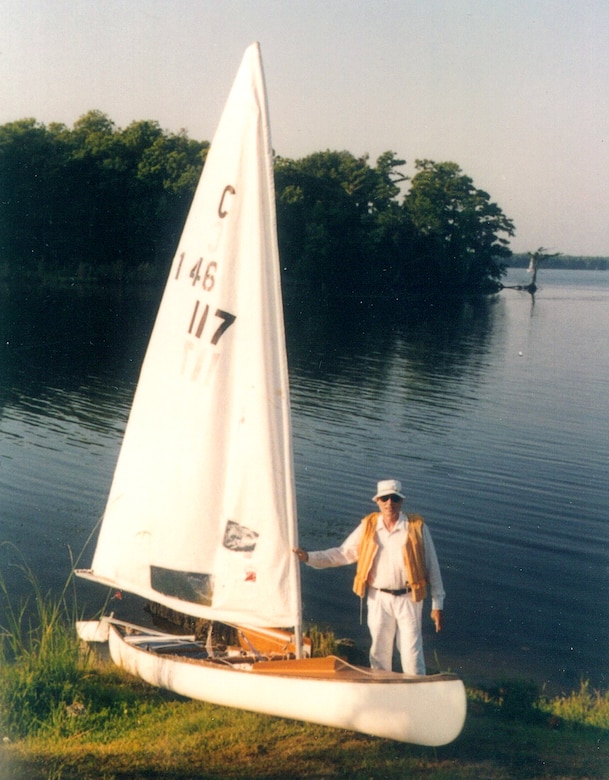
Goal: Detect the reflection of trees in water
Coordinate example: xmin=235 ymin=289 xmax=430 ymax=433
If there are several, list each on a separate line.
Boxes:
xmin=284 ymin=291 xmax=500 ymax=393
xmin=1 ymin=281 xmax=501 ymax=433
xmin=0 ymin=283 xmax=161 ymax=426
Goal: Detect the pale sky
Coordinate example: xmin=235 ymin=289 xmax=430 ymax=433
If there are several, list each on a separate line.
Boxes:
xmin=2 ymin=0 xmax=608 ymax=256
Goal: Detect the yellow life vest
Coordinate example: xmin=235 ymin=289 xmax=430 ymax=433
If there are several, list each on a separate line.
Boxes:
xmin=352 ymin=512 xmax=428 ymax=603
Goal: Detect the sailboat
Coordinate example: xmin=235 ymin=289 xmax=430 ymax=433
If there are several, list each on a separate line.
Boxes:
xmin=76 ymin=43 xmax=466 ymax=747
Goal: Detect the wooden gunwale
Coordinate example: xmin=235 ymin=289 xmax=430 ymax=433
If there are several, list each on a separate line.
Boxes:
xmin=122 ymin=629 xmax=460 ymax=683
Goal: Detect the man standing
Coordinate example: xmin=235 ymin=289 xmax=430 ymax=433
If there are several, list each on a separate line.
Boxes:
xmin=294 ymin=479 xmax=444 ymax=675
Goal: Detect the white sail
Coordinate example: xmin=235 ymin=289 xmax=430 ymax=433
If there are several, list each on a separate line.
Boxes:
xmin=85 ymin=43 xmax=300 ymax=629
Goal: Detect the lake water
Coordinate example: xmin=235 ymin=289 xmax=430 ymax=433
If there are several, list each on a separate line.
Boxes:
xmin=0 ymin=269 xmax=607 ymax=693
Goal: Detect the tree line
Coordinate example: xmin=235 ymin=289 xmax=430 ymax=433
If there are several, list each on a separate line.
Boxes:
xmin=510 ymin=254 xmax=608 ymax=270
xmin=0 ymin=111 xmax=515 ymax=295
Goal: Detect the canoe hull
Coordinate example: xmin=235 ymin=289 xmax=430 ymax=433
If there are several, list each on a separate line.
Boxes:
xmin=108 ymin=624 xmax=466 ymax=746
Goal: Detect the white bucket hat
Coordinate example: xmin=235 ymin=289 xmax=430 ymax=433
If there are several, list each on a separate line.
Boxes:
xmin=372 ymin=478 xmax=405 ymax=501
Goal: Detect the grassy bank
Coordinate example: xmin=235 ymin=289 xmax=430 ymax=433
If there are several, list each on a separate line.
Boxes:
xmin=1 ymin=647 xmax=608 ymax=779
xmin=0 ymin=563 xmax=607 ymax=779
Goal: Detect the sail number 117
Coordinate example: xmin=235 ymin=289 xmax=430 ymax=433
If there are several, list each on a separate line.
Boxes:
xmin=189 ymin=302 xmax=236 ymax=344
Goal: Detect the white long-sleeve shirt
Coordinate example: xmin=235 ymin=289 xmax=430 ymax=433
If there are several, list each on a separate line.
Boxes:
xmin=307 ymin=512 xmax=445 ymax=610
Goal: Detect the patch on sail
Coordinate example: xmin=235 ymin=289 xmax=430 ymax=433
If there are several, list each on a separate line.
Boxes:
xmin=150 ymin=566 xmax=214 ymax=606
xmin=223 ymin=520 xmax=259 ymax=552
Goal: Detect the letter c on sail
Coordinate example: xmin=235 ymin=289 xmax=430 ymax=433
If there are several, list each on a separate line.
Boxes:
xmin=218 ymin=185 xmax=236 ymax=218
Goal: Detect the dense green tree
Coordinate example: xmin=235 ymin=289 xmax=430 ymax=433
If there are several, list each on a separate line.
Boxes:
xmin=0 ymin=113 xmax=207 ymax=278
xmin=362 ymin=151 xmax=418 ymax=293
xmin=275 ymin=151 xmax=369 ymax=290
xmin=403 ymin=160 xmax=514 ymax=292
xmin=0 ymin=114 xmax=514 ymax=297
xmin=132 ymin=127 xmax=208 ymax=263
xmin=0 ymin=119 xmax=71 ymax=272
xmin=275 ymin=149 xmax=412 ymax=293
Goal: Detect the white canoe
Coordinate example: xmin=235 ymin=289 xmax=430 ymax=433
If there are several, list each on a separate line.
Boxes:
xmin=107 ymin=623 xmax=466 ymax=746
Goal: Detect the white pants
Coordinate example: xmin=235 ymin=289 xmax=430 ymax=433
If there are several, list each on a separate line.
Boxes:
xmin=367 ymin=587 xmax=425 ymax=674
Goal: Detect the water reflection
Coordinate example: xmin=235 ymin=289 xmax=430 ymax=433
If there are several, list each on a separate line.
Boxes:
xmin=0 ymin=283 xmax=160 ymax=422
xmin=285 ymin=292 xmax=500 ymax=381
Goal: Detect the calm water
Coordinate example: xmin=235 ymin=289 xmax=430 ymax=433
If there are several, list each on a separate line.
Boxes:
xmin=0 ymin=270 xmax=607 ymax=693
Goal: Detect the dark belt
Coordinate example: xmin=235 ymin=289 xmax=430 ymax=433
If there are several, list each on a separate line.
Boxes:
xmin=378 ymin=587 xmax=411 ymax=596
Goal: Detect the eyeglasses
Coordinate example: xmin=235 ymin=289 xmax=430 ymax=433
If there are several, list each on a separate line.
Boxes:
xmin=378 ymin=495 xmax=402 ymax=503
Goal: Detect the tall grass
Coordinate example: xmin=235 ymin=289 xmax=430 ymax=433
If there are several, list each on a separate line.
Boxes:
xmin=469 ymin=676 xmax=609 ymax=731
xmin=305 ymin=622 xmax=360 ymax=662
xmin=0 ymin=544 xmax=89 ymax=739
xmin=542 ymin=680 xmax=609 ymax=729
